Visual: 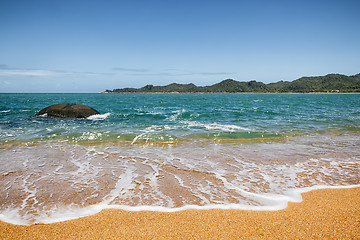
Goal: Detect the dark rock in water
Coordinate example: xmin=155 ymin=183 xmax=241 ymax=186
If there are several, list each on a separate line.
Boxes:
xmin=36 ymin=103 xmax=99 ymax=118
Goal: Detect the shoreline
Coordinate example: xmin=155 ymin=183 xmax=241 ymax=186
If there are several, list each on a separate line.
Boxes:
xmin=1 ymin=187 xmax=359 ymax=239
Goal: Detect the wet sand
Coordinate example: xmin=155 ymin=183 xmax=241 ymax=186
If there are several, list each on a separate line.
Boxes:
xmin=1 ymin=187 xmax=359 ymax=239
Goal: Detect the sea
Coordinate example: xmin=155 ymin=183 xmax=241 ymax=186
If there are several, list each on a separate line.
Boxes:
xmin=0 ymin=93 xmax=359 ymax=225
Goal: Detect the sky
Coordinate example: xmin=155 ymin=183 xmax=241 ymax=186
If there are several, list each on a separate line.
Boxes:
xmin=0 ymin=0 xmax=359 ymax=93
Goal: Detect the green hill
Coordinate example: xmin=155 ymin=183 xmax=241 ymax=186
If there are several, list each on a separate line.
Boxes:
xmin=268 ymin=74 xmax=360 ymax=92
xmin=106 ymin=73 xmax=360 ymax=93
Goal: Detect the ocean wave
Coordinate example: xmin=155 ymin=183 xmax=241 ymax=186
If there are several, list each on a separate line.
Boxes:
xmin=131 ymin=133 xmax=176 ymax=144
xmin=87 ymin=112 xmax=111 ymax=120
xmin=37 ymin=113 xmax=48 ymax=117
xmin=180 ymin=120 xmax=251 ymax=132
xmin=76 ymin=131 xmax=104 ymax=141
xmin=1 ymin=134 xmax=360 ymax=225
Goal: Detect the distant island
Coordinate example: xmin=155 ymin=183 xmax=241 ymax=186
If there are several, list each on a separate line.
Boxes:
xmin=104 ymin=73 xmax=360 ymax=93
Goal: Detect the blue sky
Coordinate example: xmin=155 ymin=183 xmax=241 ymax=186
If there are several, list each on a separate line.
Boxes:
xmin=1 ymin=0 xmax=359 ymax=93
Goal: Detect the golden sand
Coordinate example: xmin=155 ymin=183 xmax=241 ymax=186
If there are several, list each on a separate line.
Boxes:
xmin=1 ymin=187 xmax=359 ymax=239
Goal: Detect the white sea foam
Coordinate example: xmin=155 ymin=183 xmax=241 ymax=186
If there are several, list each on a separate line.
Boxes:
xmin=87 ymin=112 xmax=111 ymax=120
xmin=3 ymin=184 xmax=360 ymax=226
xmin=76 ymin=131 xmax=103 ymax=141
xmin=0 ymin=209 xmax=30 ymax=225
xmin=204 ymin=123 xmax=250 ymax=131
xmin=180 ymin=120 xmax=251 ymax=132
xmin=131 ymin=133 xmax=147 ymax=144
xmin=131 ymin=125 xmax=175 ymax=144
xmin=1 ymin=134 xmax=360 ymax=225
xmin=167 ymin=109 xmax=187 ymax=121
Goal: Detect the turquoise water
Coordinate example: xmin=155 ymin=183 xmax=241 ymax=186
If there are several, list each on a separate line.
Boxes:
xmin=0 ymin=93 xmax=360 ymax=225
xmin=1 ymin=93 xmax=359 ymax=143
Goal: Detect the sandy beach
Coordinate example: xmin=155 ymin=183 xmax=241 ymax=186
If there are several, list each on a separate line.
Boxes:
xmin=1 ymin=187 xmax=359 ymax=239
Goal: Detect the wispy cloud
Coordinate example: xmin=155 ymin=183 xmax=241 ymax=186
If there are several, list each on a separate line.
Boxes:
xmin=113 ymin=67 xmax=235 ymax=76
xmin=0 ymin=69 xmax=64 ymax=77
xmin=0 ymin=66 xmax=111 ymax=77
xmin=0 ymin=65 xmax=234 ymax=78
xmin=197 ymin=71 xmax=235 ymax=76
xmin=129 ymin=70 xmax=235 ymax=77
xmin=112 ymin=67 xmax=150 ymax=72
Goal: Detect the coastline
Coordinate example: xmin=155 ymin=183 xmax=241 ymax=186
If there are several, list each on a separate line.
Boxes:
xmin=101 ymin=91 xmax=360 ymax=94
xmin=1 ymin=187 xmax=359 ymax=239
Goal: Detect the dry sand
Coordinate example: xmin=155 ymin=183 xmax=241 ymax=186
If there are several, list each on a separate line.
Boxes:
xmin=1 ymin=187 xmax=359 ymax=239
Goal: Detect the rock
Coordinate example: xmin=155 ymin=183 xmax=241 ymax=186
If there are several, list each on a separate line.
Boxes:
xmin=36 ymin=103 xmax=99 ymax=118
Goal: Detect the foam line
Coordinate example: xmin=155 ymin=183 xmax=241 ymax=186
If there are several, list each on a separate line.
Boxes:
xmin=2 ymin=184 xmax=360 ymax=226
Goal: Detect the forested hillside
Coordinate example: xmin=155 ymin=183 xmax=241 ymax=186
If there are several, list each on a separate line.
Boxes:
xmin=105 ymin=73 xmax=360 ymax=93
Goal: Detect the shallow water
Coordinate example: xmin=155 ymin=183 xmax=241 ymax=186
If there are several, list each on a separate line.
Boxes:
xmin=0 ymin=93 xmax=359 ymax=224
